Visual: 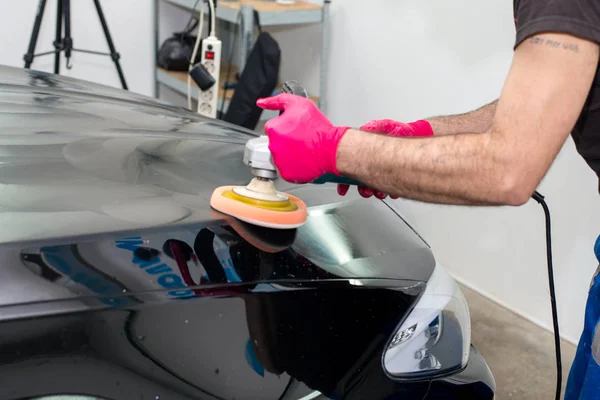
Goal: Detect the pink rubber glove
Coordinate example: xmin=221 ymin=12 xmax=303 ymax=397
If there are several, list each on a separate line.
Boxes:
xmin=257 ymin=93 xmax=350 ymax=183
xmin=360 ymin=119 xmax=434 ymax=138
xmin=337 ymin=119 xmax=434 ymax=199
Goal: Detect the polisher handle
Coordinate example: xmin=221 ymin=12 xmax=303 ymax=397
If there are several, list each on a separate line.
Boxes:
xmin=279 ymin=80 xmax=309 ymax=116
xmin=312 ymin=174 xmax=363 ymax=186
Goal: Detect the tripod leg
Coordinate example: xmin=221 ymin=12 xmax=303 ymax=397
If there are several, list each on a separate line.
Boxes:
xmin=24 ymin=0 xmax=48 ymax=69
xmin=54 ymin=0 xmax=64 ymax=74
xmin=63 ymin=0 xmax=73 ymax=69
xmin=93 ymin=0 xmax=128 ymax=90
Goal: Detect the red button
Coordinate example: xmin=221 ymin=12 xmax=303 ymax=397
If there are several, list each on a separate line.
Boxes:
xmin=205 ymin=51 xmax=215 ymax=60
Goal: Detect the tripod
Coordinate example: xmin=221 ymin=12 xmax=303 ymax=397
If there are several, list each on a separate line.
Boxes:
xmin=24 ymin=0 xmax=128 ymax=90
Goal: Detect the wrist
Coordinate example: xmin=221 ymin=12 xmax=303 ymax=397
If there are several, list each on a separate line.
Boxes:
xmin=329 ymin=126 xmax=352 ymax=175
xmin=335 ymin=128 xmax=359 ymax=176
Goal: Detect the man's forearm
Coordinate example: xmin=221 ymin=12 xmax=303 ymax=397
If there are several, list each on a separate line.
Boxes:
xmin=427 ymin=99 xmax=498 ymax=136
xmin=336 ymin=128 xmax=529 ymax=206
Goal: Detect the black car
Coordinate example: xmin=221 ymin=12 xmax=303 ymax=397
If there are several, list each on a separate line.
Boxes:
xmin=0 ymin=66 xmax=495 ymax=400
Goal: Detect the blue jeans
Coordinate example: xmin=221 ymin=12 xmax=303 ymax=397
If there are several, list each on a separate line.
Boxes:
xmin=565 ymin=238 xmax=600 ymax=400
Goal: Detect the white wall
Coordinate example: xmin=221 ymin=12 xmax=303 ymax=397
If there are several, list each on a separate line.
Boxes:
xmin=0 ymin=0 xmax=155 ymax=96
xmin=298 ymin=0 xmax=598 ymax=344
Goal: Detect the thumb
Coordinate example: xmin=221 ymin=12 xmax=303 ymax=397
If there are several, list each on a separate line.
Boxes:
xmin=360 ymin=120 xmax=383 ymax=133
xmin=257 ymin=93 xmax=296 ymax=111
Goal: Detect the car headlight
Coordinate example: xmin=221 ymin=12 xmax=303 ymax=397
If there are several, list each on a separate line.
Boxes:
xmin=383 ymin=262 xmax=471 ymax=381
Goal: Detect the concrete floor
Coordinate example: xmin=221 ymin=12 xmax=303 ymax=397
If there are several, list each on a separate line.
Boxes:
xmin=462 ymin=285 xmax=577 ymax=400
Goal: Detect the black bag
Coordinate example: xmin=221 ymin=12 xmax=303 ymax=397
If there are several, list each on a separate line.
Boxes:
xmin=222 ymin=12 xmax=281 ymax=130
xmin=157 ymin=20 xmax=202 ymax=71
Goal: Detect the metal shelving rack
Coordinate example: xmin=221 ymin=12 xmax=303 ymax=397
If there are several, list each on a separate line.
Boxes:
xmin=154 ymin=0 xmax=331 ymax=120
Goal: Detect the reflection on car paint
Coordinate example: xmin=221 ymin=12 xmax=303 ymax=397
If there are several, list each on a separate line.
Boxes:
xmin=116 ymin=237 xmax=196 ymax=299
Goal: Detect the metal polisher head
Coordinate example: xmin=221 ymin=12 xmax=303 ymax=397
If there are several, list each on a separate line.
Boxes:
xmin=243 ymin=136 xmax=278 ymax=180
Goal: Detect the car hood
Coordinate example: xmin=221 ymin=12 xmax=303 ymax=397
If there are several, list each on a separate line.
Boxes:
xmin=0 ymin=66 xmax=436 ymax=315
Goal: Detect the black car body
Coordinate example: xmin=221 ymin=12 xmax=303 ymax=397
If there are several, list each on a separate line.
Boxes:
xmin=0 ymin=66 xmax=495 ymax=400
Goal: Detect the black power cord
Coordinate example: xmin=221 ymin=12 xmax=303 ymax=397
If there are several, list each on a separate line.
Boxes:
xmin=532 ymin=191 xmax=562 ymax=400
xmin=182 ymin=0 xmax=201 ymax=35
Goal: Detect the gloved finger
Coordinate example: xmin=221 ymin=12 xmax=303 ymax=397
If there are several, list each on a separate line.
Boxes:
xmin=264 ymin=119 xmax=277 ymax=137
xmin=256 ymin=93 xmax=296 ymax=111
xmin=337 ymin=184 xmax=350 ymax=196
xmin=375 ymin=191 xmax=388 ymax=200
xmin=358 ymin=186 xmax=374 ymax=198
xmin=264 ymin=119 xmax=288 ymax=142
xmin=360 ymin=120 xmax=388 ymax=133
xmin=359 ymin=122 xmax=380 ymax=133
xmin=361 ymin=119 xmax=415 ymax=137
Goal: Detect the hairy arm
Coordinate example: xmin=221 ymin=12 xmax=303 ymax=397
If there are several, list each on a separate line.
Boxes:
xmin=427 ymin=99 xmax=498 ymax=135
xmin=337 ymin=33 xmax=599 ymax=206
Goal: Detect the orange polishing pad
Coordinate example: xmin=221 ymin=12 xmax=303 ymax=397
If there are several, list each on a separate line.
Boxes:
xmin=210 ymin=186 xmax=308 ymax=229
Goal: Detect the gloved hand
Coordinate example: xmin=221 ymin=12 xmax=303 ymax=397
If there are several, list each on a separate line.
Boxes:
xmin=256 ymin=94 xmax=434 ymax=198
xmin=338 ymin=119 xmax=434 ymax=199
xmin=257 ymin=93 xmax=350 ymax=183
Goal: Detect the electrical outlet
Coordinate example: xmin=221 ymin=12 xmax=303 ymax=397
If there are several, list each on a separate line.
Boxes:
xmin=201 ymin=89 xmax=214 ymax=102
xmin=197 ymin=36 xmax=222 ymax=119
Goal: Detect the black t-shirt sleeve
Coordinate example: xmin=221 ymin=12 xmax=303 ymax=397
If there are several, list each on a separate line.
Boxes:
xmin=515 ymin=0 xmax=600 ymax=48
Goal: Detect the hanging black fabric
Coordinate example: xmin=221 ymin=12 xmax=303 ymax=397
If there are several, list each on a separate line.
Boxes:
xmin=222 ymin=11 xmax=281 ymax=130
xmin=157 ymin=19 xmax=202 ymax=71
